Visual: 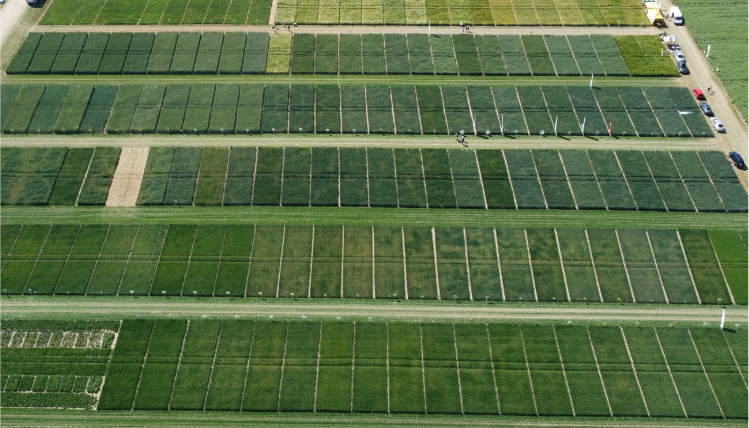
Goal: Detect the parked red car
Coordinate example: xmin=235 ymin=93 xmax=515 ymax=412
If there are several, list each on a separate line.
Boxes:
xmin=693 ymin=89 xmax=704 ymax=100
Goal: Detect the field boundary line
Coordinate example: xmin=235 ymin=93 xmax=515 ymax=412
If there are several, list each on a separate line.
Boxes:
xmin=493 ymin=228 xmax=505 ymax=301
xmin=250 ymin=147 xmax=259 ymax=206
xmin=464 ymin=87 xmax=477 ymax=135
xmin=687 ymin=328 xmax=726 ymax=419
xmin=389 ymin=88 xmax=398 ymax=135
xmin=337 ymin=148 xmax=342 ymax=207
xmin=612 ymin=151 xmax=639 ymax=211
xmin=694 ymin=152 xmax=728 ymax=212
xmin=363 ymin=87 xmax=371 ymax=134
xmin=167 ymin=320 xmax=190 ymax=410
xmin=350 ymin=322 xmax=356 ymax=412
xmin=83 ymin=225 xmax=112 ymax=296
xmin=401 ymin=227 xmax=409 ymax=300
xmin=487 ymin=87 xmax=503 ymax=137
xmin=312 ymin=322 xmax=323 ymax=412
xmin=529 ymin=151 xmax=549 ymax=209
xmin=645 ymin=231 xmax=670 ymax=304
xmin=721 ymin=331 xmax=747 ymax=388
xmin=340 ymin=226 xmax=346 ymax=298
xmin=365 ymin=148 xmax=372 ymax=207
xmin=642 ymin=151 xmax=671 ymax=212
xmin=279 ymin=147 xmax=286 ymax=206
xmin=472 ymin=150 xmax=489 ymax=209
xmin=554 ymin=229 xmax=571 ymax=302
xmin=557 ymin=150 xmax=579 ymax=210
xmin=1 ymin=224 xmax=23 ymax=271
xmin=147 ymin=225 xmax=169 ymax=296
xmin=585 ymin=150 xmax=610 ymax=210
xmin=501 ymin=149 xmax=519 ymax=209
xmin=584 ymin=229 xmax=604 ymax=302
xmin=565 ymin=36 xmax=584 ymax=76
xmin=552 ymin=325 xmax=575 ymax=416
xmin=309 ymin=225 xmax=316 ymax=298
xmin=537 ymin=89 xmax=556 ymax=137
xmin=52 ymin=225 xmax=81 ymax=296
xmin=652 ymin=327 xmax=688 ymax=417
xmin=586 ymin=326 xmax=613 ymax=416
xmin=446 ymin=151 xmax=459 ymax=209
xmin=452 ymin=324 xmax=465 ymax=415
xmin=518 ymin=327 xmax=539 ymax=416
xmin=192 ymin=146 xmax=205 ymax=205
xmin=210 ymin=227 xmax=228 ymax=297
xmin=202 ymin=321 xmax=223 ymax=411
xmin=485 ymin=324 xmax=501 ymax=414
xmin=667 ymin=151 xmax=699 ymax=212
xmin=392 ymin=149 xmax=401 ymax=207
xmin=614 ymin=230 xmax=637 ymax=303
xmin=219 ymin=147 xmax=230 ymax=206
xmin=371 ymin=226 xmax=376 ymax=298
xmin=419 ymin=149 xmax=429 ymax=208
xmin=308 ymin=144 xmax=314 ymax=206
xmin=74 ymin=148 xmax=97 ymax=206
xmin=462 ymin=229 xmax=473 ymax=301
xmin=276 ymin=322 xmax=290 ymax=412
xmin=130 ymin=321 xmax=156 ymax=411
xmin=432 ymin=227 xmax=441 ymax=300
xmin=243 ymin=225 xmax=257 ymax=297
xmin=418 ymin=323 xmax=428 ymax=414
xmin=523 ymin=229 xmax=539 ymax=302
xmin=178 ymin=225 xmax=199 ymax=296
xmin=238 ymin=321 xmax=257 ymax=410
xmin=513 ymin=87 xmax=531 ymax=136
xmin=614 ymin=91 xmax=641 ymax=137
xmin=115 ymin=225 xmax=140 ymax=295
xmin=675 ymin=230 xmax=702 ymax=304
xmin=276 ymin=225 xmax=286 ymax=298
xmin=619 ymin=327 xmax=650 ymax=417
xmin=706 ymin=233 xmax=736 ymax=305
xmin=385 ymin=322 xmax=391 ymax=413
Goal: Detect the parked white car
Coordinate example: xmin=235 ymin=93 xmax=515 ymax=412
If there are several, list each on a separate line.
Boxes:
xmin=710 ymin=117 xmax=725 ymax=132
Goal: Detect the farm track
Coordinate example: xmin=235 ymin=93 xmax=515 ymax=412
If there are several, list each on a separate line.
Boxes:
xmin=1 ymin=134 xmax=717 ymax=151
xmin=0 ymin=74 xmax=677 ymax=87
xmin=2 ymin=206 xmax=745 ymax=230
xmin=32 ymin=24 xmax=663 ymax=36
xmin=2 ymin=409 xmax=745 ymax=428
xmin=2 ymin=296 xmax=746 ymax=325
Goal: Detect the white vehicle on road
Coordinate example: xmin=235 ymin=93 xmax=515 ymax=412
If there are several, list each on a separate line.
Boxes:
xmin=710 ymin=117 xmax=725 ymax=132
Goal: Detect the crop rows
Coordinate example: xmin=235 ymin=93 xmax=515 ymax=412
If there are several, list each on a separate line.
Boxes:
xmin=130 ymin=146 xmax=746 ymax=213
xmin=41 ymin=0 xmax=271 ymax=25
xmin=86 ymin=319 xmax=749 ymax=417
xmin=273 ymin=0 xmax=647 ymax=25
xmin=7 ymin=32 xmax=270 ymax=75
xmin=7 ymin=33 xmax=674 ymax=78
xmin=2 ymin=223 xmax=745 ymax=304
xmin=0 ymin=320 xmax=118 ymax=409
xmin=1 ymin=147 xmax=120 ymax=206
xmin=1 ymin=84 xmax=714 ymax=138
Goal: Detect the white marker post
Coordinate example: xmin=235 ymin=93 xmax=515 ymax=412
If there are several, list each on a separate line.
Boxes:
xmin=589 ymin=73 xmax=594 ymax=88
xmin=581 ymin=116 xmax=586 ymax=135
xmin=706 ymin=44 xmax=711 ymax=58
xmin=720 ymin=308 xmax=726 ymax=329
xmin=554 ymin=116 xmax=558 ymax=135
xmin=500 ymin=115 xmax=504 ymax=135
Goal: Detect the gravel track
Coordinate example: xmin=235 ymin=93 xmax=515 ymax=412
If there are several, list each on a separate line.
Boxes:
xmin=2 ymin=296 xmax=745 ymax=326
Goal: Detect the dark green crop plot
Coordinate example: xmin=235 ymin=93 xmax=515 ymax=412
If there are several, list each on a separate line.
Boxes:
xmin=50 ymin=33 xmax=87 ymax=74
xmin=75 ymin=33 xmax=109 ymax=74
xmin=430 ymin=35 xmax=458 ymax=75
xmin=98 ymin=33 xmax=132 ymax=74
xmin=5 ymin=33 xmax=42 ymax=74
xmin=147 ymin=33 xmax=178 ymax=74
xmin=243 ymin=33 xmax=271 ymax=75
xmin=391 ymin=86 xmax=421 ymax=134
xmin=123 ymin=33 xmax=155 ymax=74
xmin=27 ymin=85 xmax=68 ymax=134
xmin=26 ymin=33 xmax=64 ymax=74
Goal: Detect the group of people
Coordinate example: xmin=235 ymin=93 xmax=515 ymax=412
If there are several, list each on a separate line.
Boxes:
xmin=455 ymin=133 xmax=467 ymax=146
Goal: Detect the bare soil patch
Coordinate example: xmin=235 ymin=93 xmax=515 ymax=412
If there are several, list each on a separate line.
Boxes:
xmin=106 ymin=147 xmax=149 ymax=207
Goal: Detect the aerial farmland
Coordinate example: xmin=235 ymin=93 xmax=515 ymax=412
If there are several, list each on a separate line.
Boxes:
xmin=0 ymin=0 xmax=746 ymax=425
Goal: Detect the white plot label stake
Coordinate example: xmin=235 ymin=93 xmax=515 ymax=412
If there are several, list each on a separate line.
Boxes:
xmin=720 ymin=308 xmax=726 ymax=329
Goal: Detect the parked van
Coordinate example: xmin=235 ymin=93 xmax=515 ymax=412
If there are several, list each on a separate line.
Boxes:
xmin=669 ymin=6 xmax=683 ymax=25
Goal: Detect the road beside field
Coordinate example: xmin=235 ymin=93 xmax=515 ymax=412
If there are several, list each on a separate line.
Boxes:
xmin=2 ymin=296 xmax=745 ymax=326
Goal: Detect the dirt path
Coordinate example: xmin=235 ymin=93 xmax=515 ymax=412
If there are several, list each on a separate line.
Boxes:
xmin=106 ymin=147 xmax=148 ymax=207
xmin=1 ymin=134 xmax=716 ymax=151
xmin=2 ymin=296 xmax=745 ymax=325
xmin=657 ymin=0 xmax=747 ymax=190
xmin=33 ymin=23 xmax=661 ymax=36
xmin=0 ymin=0 xmax=28 ymax=42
